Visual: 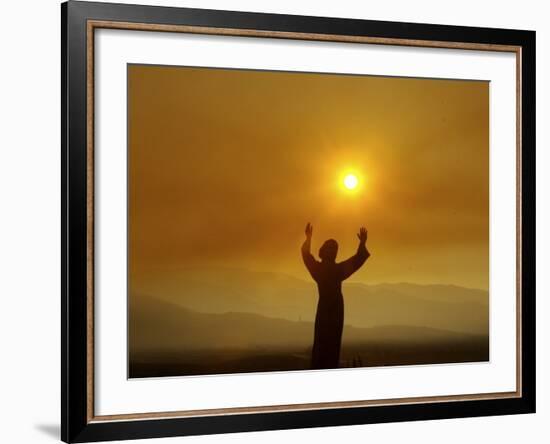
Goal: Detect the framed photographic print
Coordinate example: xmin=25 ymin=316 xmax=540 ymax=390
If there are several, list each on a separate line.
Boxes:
xmin=61 ymin=1 xmax=536 ymax=442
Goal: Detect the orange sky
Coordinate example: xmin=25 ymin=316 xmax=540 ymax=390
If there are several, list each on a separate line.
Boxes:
xmin=128 ymin=64 xmax=489 ymax=290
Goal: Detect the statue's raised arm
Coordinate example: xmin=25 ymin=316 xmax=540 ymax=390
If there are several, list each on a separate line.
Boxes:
xmin=301 ymin=223 xmax=320 ymax=280
xmin=338 ymin=227 xmax=370 ymax=281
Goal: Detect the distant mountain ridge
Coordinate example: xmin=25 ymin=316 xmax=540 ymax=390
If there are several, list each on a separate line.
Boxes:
xmin=131 ymin=267 xmax=489 ymax=335
xmin=129 ymin=294 xmax=484 ymax=353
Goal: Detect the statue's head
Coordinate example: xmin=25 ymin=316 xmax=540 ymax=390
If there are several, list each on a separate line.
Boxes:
xmin=319 ymin=239 xmax=338 ymax=262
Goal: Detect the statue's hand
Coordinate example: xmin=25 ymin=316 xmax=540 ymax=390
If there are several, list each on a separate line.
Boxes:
xmin=305 ymin=222 xmax=313 ymax=240
xmin=357 ymin=227 xmax=368 ymax=244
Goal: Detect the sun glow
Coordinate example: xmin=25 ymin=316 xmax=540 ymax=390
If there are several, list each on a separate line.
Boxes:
xmin=338 ymin=169 xmax=364 ymax=194
xmin=343 ymin=174 xmax=359 ymax=190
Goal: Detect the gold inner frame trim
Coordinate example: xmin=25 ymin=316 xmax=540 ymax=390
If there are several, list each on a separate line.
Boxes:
xmin=86 ymin=19 xmax=523 ymax=423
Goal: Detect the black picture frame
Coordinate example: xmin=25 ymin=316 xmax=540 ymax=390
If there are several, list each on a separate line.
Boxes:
xmin=61 ymin=1 xmax=536 ymax=442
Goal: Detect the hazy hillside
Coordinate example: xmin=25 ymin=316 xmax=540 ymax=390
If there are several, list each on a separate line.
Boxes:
xmin=130 ymin=294 xmax=483 ymax=352
xmin=130 ymin=293 xmax=313 ymax=352
xmin=129 ymin=292 xmax=489 ymax=378
xmin=131 ymin=267 xmax=489 ymax=335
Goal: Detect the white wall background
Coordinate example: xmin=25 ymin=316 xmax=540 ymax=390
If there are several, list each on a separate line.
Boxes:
xmin=0 ymin=0 xmax=547 ymax=443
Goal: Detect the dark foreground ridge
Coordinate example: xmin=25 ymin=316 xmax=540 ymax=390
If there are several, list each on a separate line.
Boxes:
xmin=129 ymin=294 xmax=489 ymax=378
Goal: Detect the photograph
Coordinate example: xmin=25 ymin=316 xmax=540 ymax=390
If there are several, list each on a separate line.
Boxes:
xmin=127 ymin=64 xmax=490 ymax=378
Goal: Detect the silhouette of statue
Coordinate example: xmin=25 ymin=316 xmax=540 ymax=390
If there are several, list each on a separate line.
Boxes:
xmin=301 ymin=223 xmax=370 ymax=370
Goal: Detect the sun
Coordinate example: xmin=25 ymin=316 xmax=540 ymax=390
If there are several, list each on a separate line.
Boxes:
xmin=343 ymin=173 xmax=359 ymax=190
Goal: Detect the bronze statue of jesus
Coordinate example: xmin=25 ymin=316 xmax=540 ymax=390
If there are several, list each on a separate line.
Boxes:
xmin=301 ymin=223 xmax=370 ymax=369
